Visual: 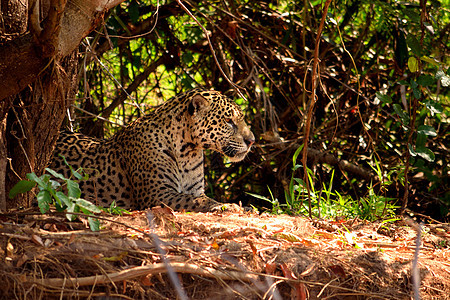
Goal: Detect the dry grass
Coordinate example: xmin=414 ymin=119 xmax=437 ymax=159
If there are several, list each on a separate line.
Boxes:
xmin=0 ymin=208 xmax=449 ymax=299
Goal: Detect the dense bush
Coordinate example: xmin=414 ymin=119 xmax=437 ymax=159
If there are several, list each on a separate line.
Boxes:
xmin=70 ymin=0 xmax=449 ymax=220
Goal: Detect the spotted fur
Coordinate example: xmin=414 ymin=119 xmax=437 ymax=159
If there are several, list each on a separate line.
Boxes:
xmin=51 ymin=89 xmax=255 ymax=212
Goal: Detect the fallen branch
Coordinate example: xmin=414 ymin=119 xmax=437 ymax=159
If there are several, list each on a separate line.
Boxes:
xmin=307 ymin=148 xmax=375 ymax=182
xmin=281 ymin=143 xmax=375 ymax=182
xmin=30 ymin=262 xmax=259 ymax=288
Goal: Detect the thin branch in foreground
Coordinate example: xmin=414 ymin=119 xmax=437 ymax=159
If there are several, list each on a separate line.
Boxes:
xmin=29 ymin=262 xmax=259 ymax=288
xmin=146 ymin=211 xmax=189 ymax=300
xmin=71 ymin=105 xmax=126 ymax=128
xmin=176 ymin=0 xmax=247 ymax=100
xmin=302 ymin=0 xmax=332 ymax=218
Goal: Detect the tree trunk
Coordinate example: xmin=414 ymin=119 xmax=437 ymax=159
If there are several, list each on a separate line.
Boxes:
xmin=4 ymin=54 xmax=78 ymax=209
xmin=0 ymin=0 xmax=29 ymax=210
xmin=0 ymin=0 xmax=124 ymax=210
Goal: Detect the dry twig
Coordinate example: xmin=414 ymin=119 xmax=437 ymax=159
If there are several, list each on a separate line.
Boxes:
xmin=29 ymin=262 xmax=259 ymax=288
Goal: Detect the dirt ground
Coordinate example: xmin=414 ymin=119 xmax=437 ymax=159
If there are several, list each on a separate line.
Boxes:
xmin=0 ymin=207 xmax=449 ymax=299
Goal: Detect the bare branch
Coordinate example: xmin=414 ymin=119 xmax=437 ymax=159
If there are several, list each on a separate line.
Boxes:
xmin=100 ymin=55 xmax=166 ymax=119
xmin=302 ymin=0 xmax=333 ymax=218
xmin=30 ymin=262 xmax=259 ymax=287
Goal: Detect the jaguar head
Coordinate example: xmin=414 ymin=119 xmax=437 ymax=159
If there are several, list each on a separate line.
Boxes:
xmin=187 ymin=89 xmax=255 ymax=162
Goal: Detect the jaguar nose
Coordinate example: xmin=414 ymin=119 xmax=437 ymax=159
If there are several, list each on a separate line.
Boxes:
xmin=245 ymin=134 xmax=255 ymax=148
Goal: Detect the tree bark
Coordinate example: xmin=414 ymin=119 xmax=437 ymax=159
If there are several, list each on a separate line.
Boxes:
xmin=0 ymin=99 xmax=11 ymax=211
xmin=0 ymin=0 xmax=125 ymax=210
xmin=5 ymin=54 xmax=78 ymax=208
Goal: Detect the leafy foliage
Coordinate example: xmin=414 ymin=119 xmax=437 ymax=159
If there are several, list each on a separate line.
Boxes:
xmin=249 ymin=146 xmax=399 ymax=221
xmin=68 ymin=0 xmax=448 ymax=220
xmin=8 ymin=158 xmax=130 ymax=231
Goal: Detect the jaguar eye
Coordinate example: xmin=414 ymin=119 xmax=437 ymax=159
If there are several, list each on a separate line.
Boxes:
xmin=225 ymin=118 xmax=237 ymax=129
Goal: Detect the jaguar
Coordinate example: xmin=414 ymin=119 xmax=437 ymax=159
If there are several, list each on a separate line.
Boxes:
xmin=51 ymin=88 xmax=255 ymax=212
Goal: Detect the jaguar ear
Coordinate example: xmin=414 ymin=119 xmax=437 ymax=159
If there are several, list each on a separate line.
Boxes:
xmin=188 ymin=94 xmax=210 ymax=116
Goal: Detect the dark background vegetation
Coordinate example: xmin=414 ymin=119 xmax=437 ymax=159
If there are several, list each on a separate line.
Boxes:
xmin=2 ymin=0 xmax=449 ymax=221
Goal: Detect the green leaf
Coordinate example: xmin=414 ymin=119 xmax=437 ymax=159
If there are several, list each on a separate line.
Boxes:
xmin=393 ymin=104 xmax=409 ymax=124
xmin=74 ymin=169 xmax=88 ymax=180
xmin=27 ymin=173 xmax=52 ymax=190
xmin=408 ymin=144 xmax=417 ymax=156
xmin=293 ymin=177 xmax=307 ymax=188
xmin=406 ymin=35 xmax=422 ymax=56
xmin=67 ymin=180 xmax=81 ymax=199
xmin=416 ymin=132 xmax=427 ymax=148
xmin=425 ymin=100 xmax=443 ymax=114
xmin=26 ymin=172 xmax=39 ymax=182
xmin=50 ymin=180 xmax=61 ymax=191
xmin=61 ymin=155 xmax=87 ymax=180
xmin=26 ymin=172 xmax=45 ymax=188
xmin=107 ymin=201 xmax=131 ymax=215
xmin=45 ymin=168 xmax=67 ymax=180
xmin=375 ymin=92 xmax=392 ymax=104
xmin=416 ymin=146 xmax=435 ymax=162
xmin=57 ymin=192 xmax=77 ymax=221
xmin=417 ymin=75 xmax=434 ymax=86
xmin=37 ymin=190 xmax=52 ymax=213
xmin=56 ymin=191 xmax=71 ymax=207
xmin=51 ymin=190 xmax=62 ymax=209
xmin=413 ymin=158 xmax=424 ymax=167
xmin=74 ymin=199 xmax=102 ymax=213
xmin=420 ymin=56 xmax=439 ymax=66
xmin=292 ymin=144 xmax=304 ymax=167
xmin=407 ymin=57 xmax=418 ymax=72
xmin=246 ymin=192 xmax=271 ymax=202
xmin=88 ymin=217 xmax=100 ymax=231
xmin=66 ymin=213 xmax=77 ymax=222
xmin=410 ymin=80 xmax=421 ymax=99
xmin=9 ymin=180 xmax=36 ymax=199
xmin=417 ymin=125 xmax=437 ymax=137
